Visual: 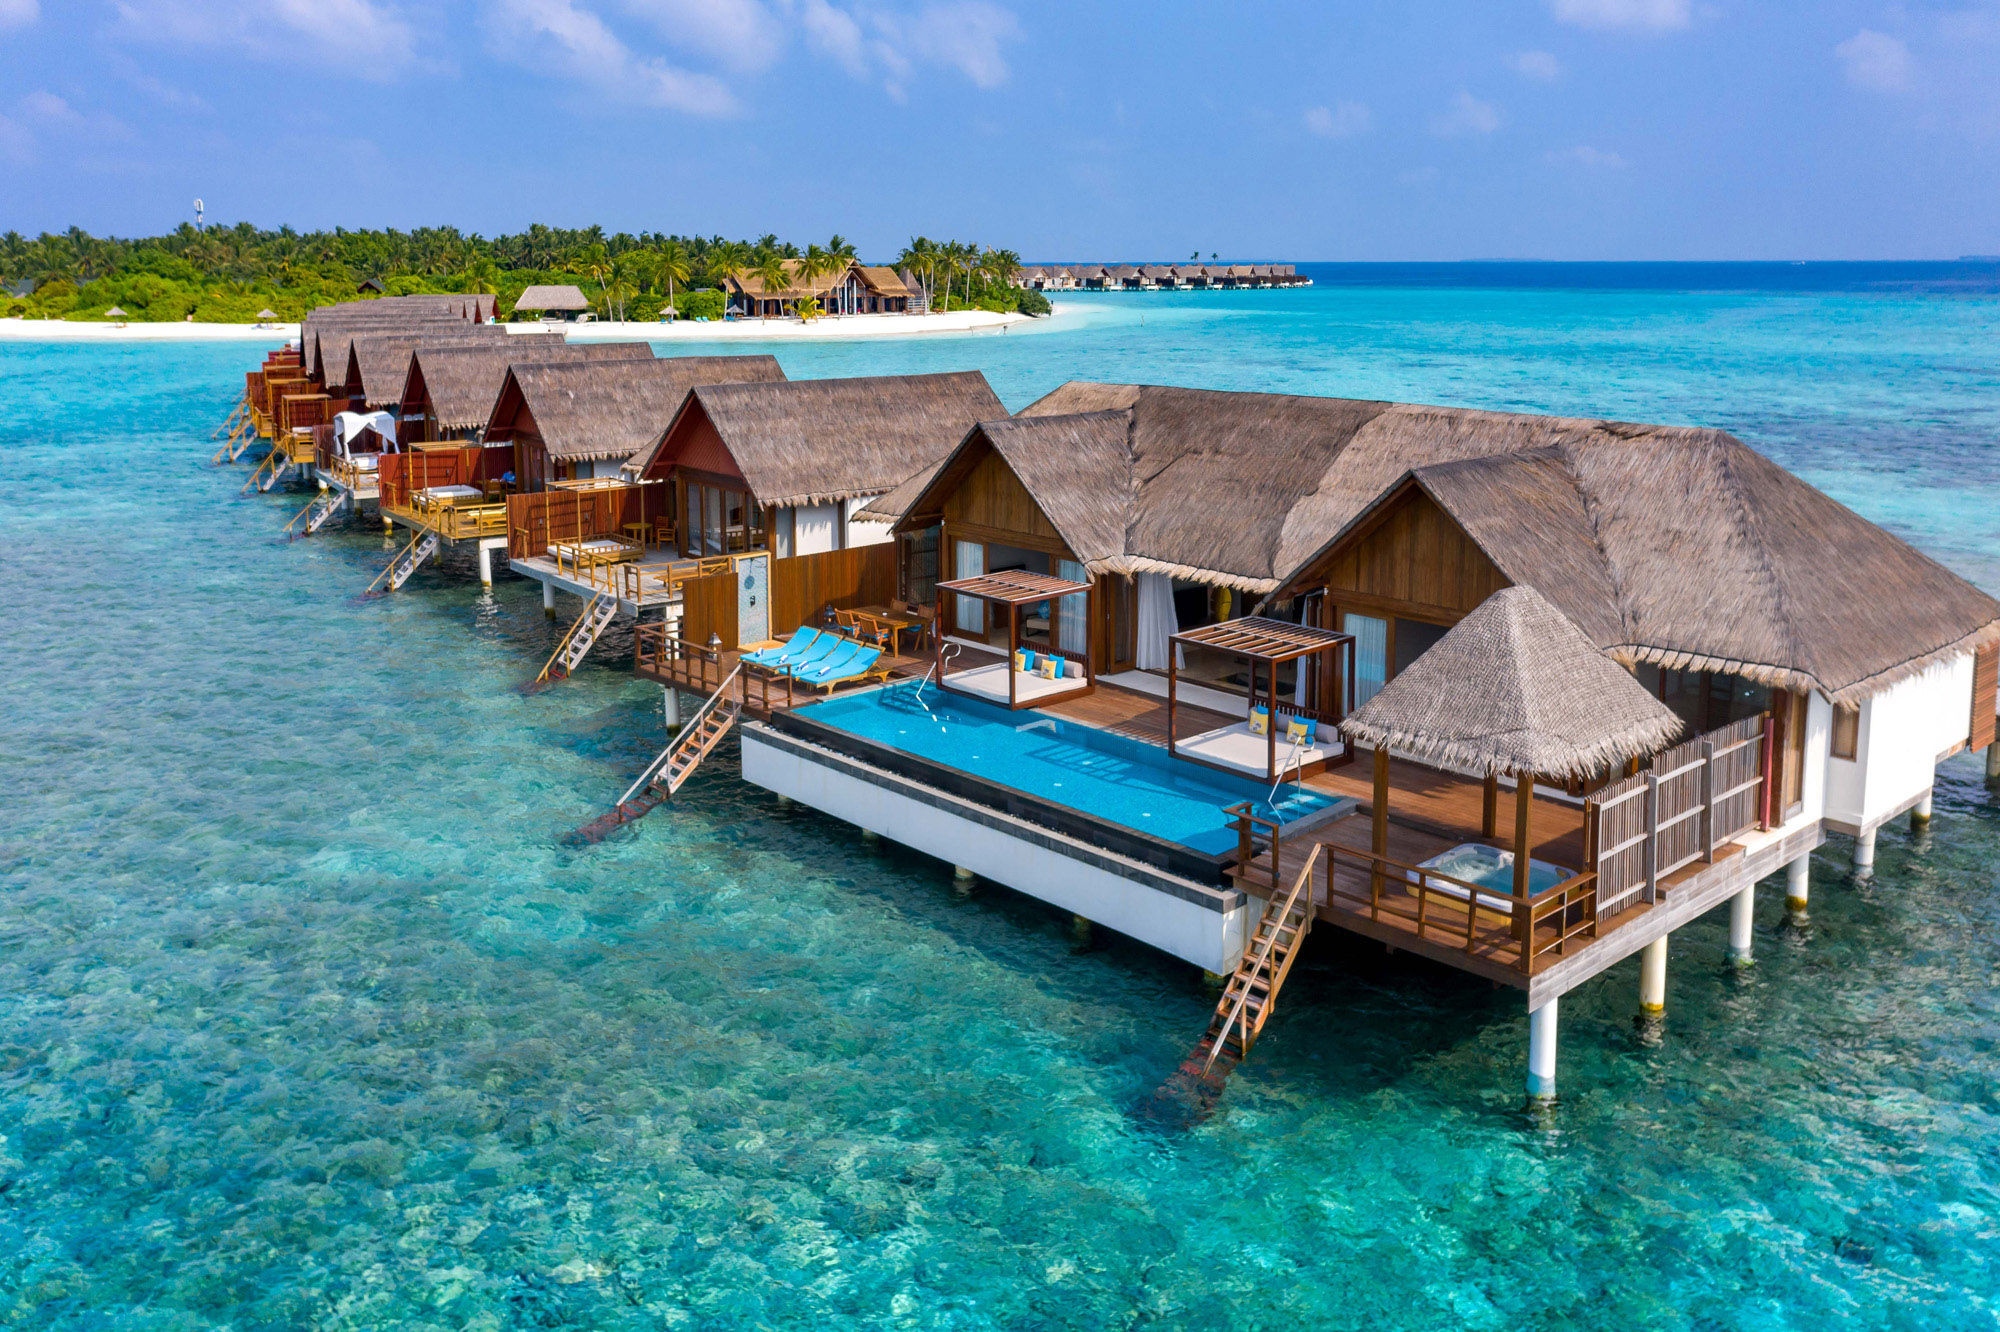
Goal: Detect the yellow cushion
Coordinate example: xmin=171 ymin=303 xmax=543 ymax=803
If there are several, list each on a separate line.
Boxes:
xmin=1288 ymin=718 xmax=1316 ymax=744
xmin=1247 ymin=708 xmax=1270 ymax=736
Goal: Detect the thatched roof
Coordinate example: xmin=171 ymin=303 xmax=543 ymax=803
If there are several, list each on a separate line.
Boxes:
xmin=864 ymin=380 xmax=2000 ymax=704
xmin=1280 ymin=442 xmax=2000 ymax=705
xmin=348 ymin=328 xmax=548 ymax=408
xmin=876 ymin=412 xmax=1134 ymax=561
xmin=309 ymin=315 xmax=470 ymax=385
xmin=854 ymin=265 xmax=910 ymax=297
xmin=513 ymin=284 xmax=592 ymax=313
xmin=625 ymin=371 xmax=1005 ymax=507
xmin=498 ymin=356 xmax=786 ymax=463
xmin=1340 ymin=587 xmax=1684 ymax=780
xmin=408 ymin=341 xmax=655 ymax=430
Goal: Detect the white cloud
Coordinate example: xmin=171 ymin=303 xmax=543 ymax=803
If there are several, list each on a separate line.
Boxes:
xmin=0 ymin=0 xmax=38 ymax=31
xmin=1303 ymin=101 xmax=1371 ymax=138
xmin=796 ymin=0 xmax=867 ymax=74
xmin=622 ymin=0 xmax=785 ymax=73
xmin=489 ymin=0 xmax=738 ymax=113
xmin=1836 ymin=29 xmax=1914 ymax=93
xmin=1550 ymin=0 xmax=1689 ymax=32
xmin=1510 ymin=50 xmax=1561 ymax=80
xmin=0 ymin=91 xmax=132 ymax=166
xmin=1432 ymin=90 xmax=1501 ymax=136
xmin=112 ymin=0 xmax=418 ymax=72
xmin=1547 ymin=144 xmax=1626 ymax=168
xmin=900 ymin=2 xmax=1019 ymax=88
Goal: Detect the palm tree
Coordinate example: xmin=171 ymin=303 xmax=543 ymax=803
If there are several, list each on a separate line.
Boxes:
xmin=606 ymin=253 xmax=641 ymax=321
xmin=653 ymin=238 xmax=691 ymax=315
xmin=896 ymin=237 xmax=937 ymax=311
xmin=827 ymin=233 xmax=857 ymax=264
xmin=574 ymin=242 xmax=612 ymax=317
xmin=798 ymin=243 xmax=834 ymax=311
xmin=793 ymin=294 xmax=822 ymax=323
xmin=751 ymin=252 xmax=792 ymax=317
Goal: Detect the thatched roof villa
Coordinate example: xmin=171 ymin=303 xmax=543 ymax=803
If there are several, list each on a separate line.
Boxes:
xmin=400 ymin=341 xmax=657 ymax=443
xmin=512 ymin=284 xmax=594 ymax=320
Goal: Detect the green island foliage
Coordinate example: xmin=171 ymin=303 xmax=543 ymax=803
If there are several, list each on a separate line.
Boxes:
xmin=0 ymin=224 xmax=1045 ymax=322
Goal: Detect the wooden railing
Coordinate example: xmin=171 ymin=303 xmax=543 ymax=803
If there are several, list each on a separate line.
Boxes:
xmin=1226 ymin=800 xmax=1283 ymax=894
xmin=1319 ymin=843 xmax=1601 ymax=972
xmin=619 ymin=555 xmax=733 ymax=603
xmin=1590 ymin=713 xmax=1768 ymax=919
xmin=550 ymin=537 xmax=643 ymax=587
xmin=634 ymin=623 xmax=731 ymax=695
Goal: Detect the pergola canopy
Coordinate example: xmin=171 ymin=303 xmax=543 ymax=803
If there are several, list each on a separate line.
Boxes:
xmin=1172 ymin=615 xmax=1351 ymax=663
xmin=936 ymin=569 xmax=1090 ymax=605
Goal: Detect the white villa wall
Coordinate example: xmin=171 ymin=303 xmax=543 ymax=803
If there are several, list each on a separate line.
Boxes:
xmin=844 ymin=498 xmax=891 ymax=548
xmin=1798 ymin=692 xmax=1832 ymax=824
xmin=1824 ymin=653 xmax=1972 ymax=831
xmin=742 ymin=729 xmax=1254 ymax=973
xmin=792 ymin=503 xmax=839 ymax=555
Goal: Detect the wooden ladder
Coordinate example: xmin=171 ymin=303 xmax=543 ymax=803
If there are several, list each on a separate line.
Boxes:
xmin=535 ymin=592 xmax=619 ymax=684
xmin=564 ymin=666 xmax=744 ymax=844
xmin=367 ymin=530 xmax=441 ymax=593
xmin=285 ymin=490 xmax=345 ymax=539
xmin=1198 ymin=844 xmax=1322 ymax=1076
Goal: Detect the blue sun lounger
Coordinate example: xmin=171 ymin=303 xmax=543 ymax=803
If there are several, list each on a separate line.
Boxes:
xmin=742 ymin=626 xmax=820 ymax=668
xmin=793 ymin=643 xmax=888 ymax=693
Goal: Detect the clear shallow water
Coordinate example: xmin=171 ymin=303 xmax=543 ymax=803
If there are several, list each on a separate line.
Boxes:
xmin=1 ymin=267 xmax=1998 ymax=1329
xmin=798 ymin=682 xmax=1335 ymax=853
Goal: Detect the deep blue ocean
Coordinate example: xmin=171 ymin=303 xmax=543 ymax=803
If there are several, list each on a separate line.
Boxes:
xmin=3 ymin=263 xmax=1999 ymax=1329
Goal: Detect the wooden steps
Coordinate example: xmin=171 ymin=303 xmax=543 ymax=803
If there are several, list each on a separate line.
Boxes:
xmin=366 ymin=530 xmax=441 ymax=594
xmin=1201 ymin=844 xmax=1322 ymax=1075
xmin=535 ymin=592 xmax=618 ymax=685
xmin=564 ymin=667 xmax=744 ymax=844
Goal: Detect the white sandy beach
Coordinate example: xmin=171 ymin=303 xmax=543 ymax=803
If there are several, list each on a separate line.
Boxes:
xmin=0 ymin=307 xmax=1037 ymax=342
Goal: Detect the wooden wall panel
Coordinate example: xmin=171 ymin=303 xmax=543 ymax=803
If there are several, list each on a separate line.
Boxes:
xmin=506 ymin=488 xmax=644 ymax=559
xmin=682 ymin=570 xmax=740 ymax=651
xmin=942 ymin=452 xmax=1064 ymax=545
xmin=1316 ymin=490 xmax=1506 ymax=620
xmin=770 ymin=545 xmax=899 ymax=636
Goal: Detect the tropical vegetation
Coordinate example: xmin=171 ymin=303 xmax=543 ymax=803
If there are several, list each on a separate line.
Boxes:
xmin=0 ymin=224 xmax=1047 ymax=322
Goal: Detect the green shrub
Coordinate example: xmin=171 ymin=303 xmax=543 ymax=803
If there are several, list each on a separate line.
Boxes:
xmin=1014 ymin=287 xmax=1051 ymax=317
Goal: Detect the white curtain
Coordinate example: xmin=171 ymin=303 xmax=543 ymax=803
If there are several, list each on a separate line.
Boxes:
xmin=1135 ymin=573 xmax=1183 ymax=671
xmin=1345 ymin=612 xmax=1388 ymax=708
xmin=1056 ymin=560 xmax=1089 ymax=656
xmin=954 ymin=541 xmax=984 ymax=633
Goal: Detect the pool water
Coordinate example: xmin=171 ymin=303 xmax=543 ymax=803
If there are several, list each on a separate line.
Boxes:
xmin=798 ymin=681 xmax=1338 ymax=854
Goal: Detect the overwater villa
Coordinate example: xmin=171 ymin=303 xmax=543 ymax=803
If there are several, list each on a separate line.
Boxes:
xmin=1016 ymin=264 xmax=1310 ymax=291
xmin=722 ymin=383 xmax=1999 ymax=1098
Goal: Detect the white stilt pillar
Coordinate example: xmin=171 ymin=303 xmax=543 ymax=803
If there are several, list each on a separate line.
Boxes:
xmin=1854 ymin=826 xmax=1877 ymax=876
xmin=1785 ymin=854 xmax=1809 ymax=919
xmin=1727 ymin=883 xmax=1755 ymax=965
xmin=1526 ymin=998 xmax=1558 ymax=1102
xmin=776 ymin=793 xmax=791 ymax=807
xmin=662 ymin=688 xmax=682 ymax=728
xmin=1069 ymin=914 xmax=1093 ymax=947
xmin=477 ymin=543 xmax=493 ymax=587
xmin=383 ymin=513 xmax=395 ymax=530
xmin=543 ymin=580 xmax=557 ymax=618
xmin=1639 ymin=937 xmax=1667 ymax=1015
xmin=953 ymin=865 xmax=975 ymax=882
xmin=1911 ymin=789 xmax=1933 ymax=830
xmin=1987 ymin=742 xmax=2000 ymax=782
xmin=862 ymin=828 xmax=879 ymax=844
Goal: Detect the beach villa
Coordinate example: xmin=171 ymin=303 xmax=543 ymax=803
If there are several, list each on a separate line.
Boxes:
xmin=721 ymin=260 xmax=915 ymax=317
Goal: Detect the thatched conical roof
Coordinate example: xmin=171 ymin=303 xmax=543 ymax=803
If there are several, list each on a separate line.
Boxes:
xmin=348 ymin=328 xmax=548 ymax=408
xmin=1340 ymin=587 xmax=1683 ymax=780
xmin=513 ymin=285 xmax=591 ymax=313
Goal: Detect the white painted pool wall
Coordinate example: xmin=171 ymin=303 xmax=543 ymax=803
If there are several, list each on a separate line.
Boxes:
xmin=742 ymin=730 xmax=1255 ymax=974
xmin=1822 ymin=653 xmax=1972 ymax=832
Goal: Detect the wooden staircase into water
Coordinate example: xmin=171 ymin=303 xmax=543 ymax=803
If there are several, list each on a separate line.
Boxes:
xmin=1194 ymin=844 xmax=1321 ymax=1077
xmin=367 ymin=530 xmax=440 ymax=593
xmin=536 ymin=592 xmax=618 ymax=685
xmin=565 ymin=666 xmax=744 ymax=844
xmin=286 ymin=490 xmax=346 ymax=539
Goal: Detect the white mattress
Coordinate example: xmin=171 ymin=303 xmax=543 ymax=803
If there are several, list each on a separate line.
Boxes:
xmin=943 ymin=660 xmax=1089 ymax=706
xmin=1177 ymin=721 xmax=1334 ymax=777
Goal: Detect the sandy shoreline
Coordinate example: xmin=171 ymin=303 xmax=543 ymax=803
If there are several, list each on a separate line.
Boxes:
xmin=0 ymin=307 xmax=1036 ymax=343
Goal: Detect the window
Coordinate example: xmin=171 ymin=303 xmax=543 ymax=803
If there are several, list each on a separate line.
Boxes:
xmin=1832 ymin=704 xmax=1860 ymax=760
xmin=1344 ymin=612 xmax=1388 ymax=709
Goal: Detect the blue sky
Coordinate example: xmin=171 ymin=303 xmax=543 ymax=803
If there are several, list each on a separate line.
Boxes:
xmin=1 ymin=0 xmax=1996 ymax=260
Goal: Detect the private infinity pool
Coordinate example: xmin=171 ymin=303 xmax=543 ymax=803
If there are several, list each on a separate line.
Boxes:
xmin=795 ymin=681 xmax=1340 ymax=856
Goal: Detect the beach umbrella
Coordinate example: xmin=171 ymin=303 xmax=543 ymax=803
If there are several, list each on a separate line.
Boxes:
xmin=257 ymin=308 xmax=278 ymax=321
xmin=105 ymin=306 xmax=127 ymax=318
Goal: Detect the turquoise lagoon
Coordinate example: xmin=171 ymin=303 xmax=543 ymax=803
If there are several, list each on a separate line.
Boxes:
xmin=3 ymin=265 xmax=2000 ymax=1328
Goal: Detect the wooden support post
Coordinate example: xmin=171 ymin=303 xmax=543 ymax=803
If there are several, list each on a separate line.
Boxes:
xmin=1482 ymin=772 xmax=1498 ymax=839
xmin=1371 ymin=746 xmax=1390 ymax=901
xmin=1513 ymin=775 xmax=1533 ymax=944
xmin=1643 ymin=772 xmax=1661 ymax=904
